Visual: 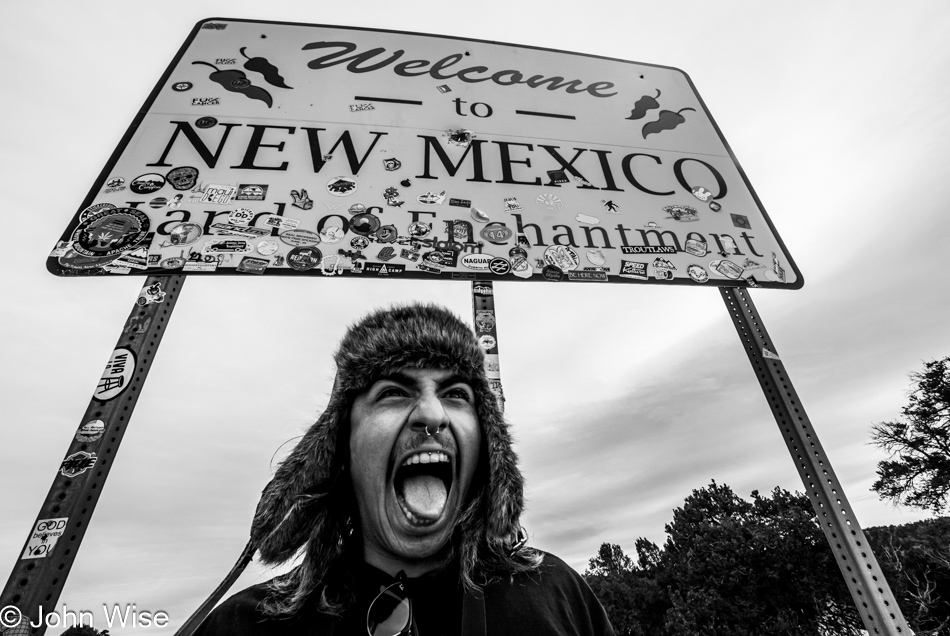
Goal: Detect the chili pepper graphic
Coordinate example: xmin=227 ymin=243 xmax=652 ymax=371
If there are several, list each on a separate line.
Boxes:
xmin=642 ymin=108 xmax=695 ymax=138
xmin=191 ymin=61 xmax=273 ymax=107
xmin=240 ymin=47 xmax=293 ymax=89
xmin=626 ymin=89 xmax=661 ymax=120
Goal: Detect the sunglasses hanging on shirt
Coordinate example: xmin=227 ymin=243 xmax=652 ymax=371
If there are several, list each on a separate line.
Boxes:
xmin=367 ymin=573 xmax=413 ymax=636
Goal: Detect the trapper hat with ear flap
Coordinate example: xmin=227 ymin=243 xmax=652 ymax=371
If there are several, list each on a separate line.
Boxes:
xmin=236 ymin=303 xmax=535 ymax=615
xmin=251 ymin=301 xmax=526 ymax=553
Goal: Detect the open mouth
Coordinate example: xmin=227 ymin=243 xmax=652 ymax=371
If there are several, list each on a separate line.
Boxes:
xmin=394 ymin=451 xmax=454 ymax=526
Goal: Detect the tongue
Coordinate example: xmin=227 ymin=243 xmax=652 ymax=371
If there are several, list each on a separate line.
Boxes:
xmin=402 ymin=475 xmax=447 ymax=519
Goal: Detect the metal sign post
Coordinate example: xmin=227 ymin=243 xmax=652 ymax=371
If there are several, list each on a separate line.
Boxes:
xmin=471 ymin=281 xmax=504 ymax=412
xmin=721 ymin=287 xmax=909 ymax=635
xmin=0 ymin=276 xmax=185 ymax=636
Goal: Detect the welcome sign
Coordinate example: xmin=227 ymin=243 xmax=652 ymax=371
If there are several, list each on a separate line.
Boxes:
xmin=49 ymin=18 xmax=801 ymax=288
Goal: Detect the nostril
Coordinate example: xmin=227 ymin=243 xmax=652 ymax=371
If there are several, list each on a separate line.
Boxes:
xmin=424 ymin=422 xmax=448 ymax=437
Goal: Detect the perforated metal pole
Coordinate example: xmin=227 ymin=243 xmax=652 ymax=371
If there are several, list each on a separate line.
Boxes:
xmin=720 ymin=287 xmax=909 ymax=635
xmin=471 ymin=281 xmax=504 ymax=413
xmin=1 ymin=276 xmax=185 ymax=636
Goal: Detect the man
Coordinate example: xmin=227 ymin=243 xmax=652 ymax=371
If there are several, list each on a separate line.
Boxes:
xmin=194 ymin=304 xmax=614 ymax=635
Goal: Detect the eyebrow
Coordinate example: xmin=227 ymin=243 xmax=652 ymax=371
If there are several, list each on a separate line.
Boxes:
xmin=375 ymin=371 xmax=471 ymax=390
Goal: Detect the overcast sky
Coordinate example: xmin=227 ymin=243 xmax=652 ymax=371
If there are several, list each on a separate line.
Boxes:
xmin=2 ymin=1 xmax=949 ymax=633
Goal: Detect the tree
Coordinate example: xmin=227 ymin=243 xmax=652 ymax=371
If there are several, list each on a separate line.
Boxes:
xmin=865 ymin=517 xmax=950 ymax=635
xmin=871 ymin=356 xmax=950 ymax=513
xmin=656 ymin=482 xmax=861 ymax=635
xmin=584 ymin=543 xmax=668 ymax=636
xmin=587 ymin=542 xmax=633 ymax=577
xmin=584 ymin=482 xmax=864 ymax=635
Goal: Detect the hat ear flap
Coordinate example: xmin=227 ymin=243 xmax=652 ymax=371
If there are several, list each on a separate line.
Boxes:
xmin=476 ymin=389 xmax=525 ymax=540
xmin=251 ymin=391 xmax=347 ymax=563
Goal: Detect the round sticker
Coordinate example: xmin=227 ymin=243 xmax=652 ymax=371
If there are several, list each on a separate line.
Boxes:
xmin=71 ymin=208 xmax=150 ymax=257
xmin=478 ymin=335 xmax=497 ymax=352
xmin=479 ymin=223 xmax=512 ymax=244
xmin=351 ymin=213 xmax=381 ymax=236
xmin=130 ymin=173 xmax=166 ymax=195
xmin=348 ymin=203 xmax=367 ymax=215
xmin=319 ymin=226 xmax=346 ymax=244
xmin=508 ymin=247 xmax=527 ymax=261
xmin=195 ymin=117 xmax=217 ymax=128
xmin=541 ymin=265 xmax=564 ymax=281
xmin=543 ymin=245 xmax=580 ymax=272
xmin=75 ymin=420 xmax=105 ymax=443
xmin=461 ymin=253 xmax=492 ymax=270
xmin=95 ymin=348 xmax=136 ymax=402
xmin=407 ymin=222 xmax=431 ymax=238
xmin=687 ymin=264 xmax=709 ymax=283
xmin=376 ymin=225 xmax=398 ymax=243
xmin=279 ymin=229 xmax=322 ymax=246
xmin=229 ymin=208 xmax=255 ymax=225
xmin=327 ymin=176 xmax=357 ymax=196
xmin=350 ymin=236 xmax=370 ymax=250
xmin=257 ymin=240 xmax=280 ymax=256
xmin=169 ymin=223 xmax=203 ymax=246
xmin=287 ymin=245 xmax=323 ymax=271
xmin=78 ymin=202 xmax=116 ymax=223
xmin=149 ymin=197 xmax=168 ymax=209
xmin=172 ymin=81 xmax=193 ymax=92
xmin=106 ymin=177 xmax=125 ymax=188
xmin=488 ymin=258 xmax=511 ymax=276
xmin=161 ymin=255 xmax=186 ymax=269
xmin=536 ymin=193 xmax=563 ymax=212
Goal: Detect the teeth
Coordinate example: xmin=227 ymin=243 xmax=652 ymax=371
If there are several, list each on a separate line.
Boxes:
xmin=402 ymin=451 xmax=449 ymax=467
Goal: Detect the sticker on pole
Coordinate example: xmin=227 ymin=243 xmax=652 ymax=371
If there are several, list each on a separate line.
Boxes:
xmin=60 ymin=451 xmax=97 ymax=478
xmin=95 ymin=347 xmax=135 ymax=401
xmin=22 ymin=518 xmax=68 ymax=560
xmin=48 ymin=18 xmax=801 ymax=289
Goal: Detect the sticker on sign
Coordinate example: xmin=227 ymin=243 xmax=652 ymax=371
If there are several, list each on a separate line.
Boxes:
xmin=48 ymin=18 xmax=801 ymax=289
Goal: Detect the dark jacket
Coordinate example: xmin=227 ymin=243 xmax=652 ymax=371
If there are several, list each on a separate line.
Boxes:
xmin=195 ymin=552 xmax=615 ymax=636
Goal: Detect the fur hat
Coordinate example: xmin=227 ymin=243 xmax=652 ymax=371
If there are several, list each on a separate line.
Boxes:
xmin=249 ymin=303 xmax=537 ymax=615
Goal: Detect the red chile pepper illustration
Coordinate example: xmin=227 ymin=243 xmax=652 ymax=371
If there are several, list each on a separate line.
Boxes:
xmin=191 ymin=61 xmax=273 ymax=107
xmin=626 ymin=89 xmax=661 ymax=120
xmin=240 ymin=47 xmax=293 ymax=89
xmin=642 ymin=107 xmax=696 ymax=138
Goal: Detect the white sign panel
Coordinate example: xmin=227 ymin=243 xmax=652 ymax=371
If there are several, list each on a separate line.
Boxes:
xmin=50 ymin=18 xmax=801 ymax=289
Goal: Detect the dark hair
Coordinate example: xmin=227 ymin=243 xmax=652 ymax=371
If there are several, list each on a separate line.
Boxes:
xmin=61 ymin=627 xmax=108 ymax=636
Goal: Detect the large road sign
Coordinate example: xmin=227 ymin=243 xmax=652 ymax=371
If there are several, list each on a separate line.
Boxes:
xmin=49 ymin=18 xmax=802 ymax=289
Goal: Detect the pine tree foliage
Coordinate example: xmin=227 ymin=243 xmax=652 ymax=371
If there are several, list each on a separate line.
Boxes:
xmin=871 ymin=356 xmax=950 ymax=513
